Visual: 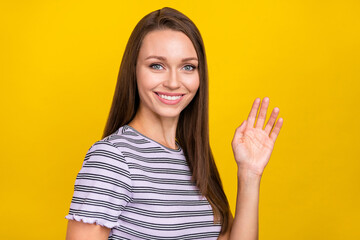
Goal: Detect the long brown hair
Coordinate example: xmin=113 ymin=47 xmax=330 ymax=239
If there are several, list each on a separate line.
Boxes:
xmin=103 ymin=7 xmax=230 ymax=234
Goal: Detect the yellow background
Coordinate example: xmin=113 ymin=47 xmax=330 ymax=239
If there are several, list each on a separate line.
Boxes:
xmin=1 ymin=0 xmax=359 ymax=239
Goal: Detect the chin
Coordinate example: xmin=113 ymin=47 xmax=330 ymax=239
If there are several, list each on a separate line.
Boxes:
xmin=154 ymin=108 xmax=184 ymax=119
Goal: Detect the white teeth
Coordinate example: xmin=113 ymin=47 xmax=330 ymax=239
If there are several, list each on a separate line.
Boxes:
xmin=159 ymin=94 xmax=182 ymax=100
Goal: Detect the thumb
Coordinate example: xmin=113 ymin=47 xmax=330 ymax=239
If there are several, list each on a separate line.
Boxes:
xmin=235 ymin=120 xmax=247 ymax=138
xmin=239 ymin=120 xmax=247 ymax=132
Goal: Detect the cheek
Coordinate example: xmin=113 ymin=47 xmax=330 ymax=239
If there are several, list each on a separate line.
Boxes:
xmin=136 ymin=67 xmax=158 ymax=92
xmin=136 ymin=68 xmax=150 ymax=101
xmin=184 ymin=75 xmax=200 ymax=93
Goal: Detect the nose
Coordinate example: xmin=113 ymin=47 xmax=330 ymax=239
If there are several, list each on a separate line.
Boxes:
xmin=163 ymin=69 xmax=181 ymax=89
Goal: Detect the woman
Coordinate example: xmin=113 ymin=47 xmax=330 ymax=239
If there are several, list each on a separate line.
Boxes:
xmin=65 ymin=7 xmax=283 ymax=240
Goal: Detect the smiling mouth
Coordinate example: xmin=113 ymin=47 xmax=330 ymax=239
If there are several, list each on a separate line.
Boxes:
xmin=154 ymin=92 xmax=185 ymax=101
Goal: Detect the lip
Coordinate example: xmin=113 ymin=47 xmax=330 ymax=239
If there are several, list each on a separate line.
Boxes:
xmin=155 ymin=91 xmax=185 ymax=96
xmin=154 ymin=91 xmax=185 ymax=105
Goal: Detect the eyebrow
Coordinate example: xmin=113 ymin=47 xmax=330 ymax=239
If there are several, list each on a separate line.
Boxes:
xmin=144 ymin=55 xmax=198 ymax=62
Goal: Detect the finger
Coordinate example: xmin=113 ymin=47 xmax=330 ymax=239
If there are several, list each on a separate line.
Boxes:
xmin=238 ymin=120 xmax=247 ymax=134
xmin=247 ymin=98 xmax=261 ymax=128
xmin=270 ymin=117 xmax=283 ymax=142
xmin=264 ymin=107 xmax=280 ymax=135
xmin=255 ymin=97 xmax=270 ymax=129
xmin=232 ymin=120 xmax=247 ymax=144
xmin=233 ymin=120 xmax=247 ymax=140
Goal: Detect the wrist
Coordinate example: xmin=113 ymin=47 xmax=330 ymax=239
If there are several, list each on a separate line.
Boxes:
xmin=237 ymin=166 xmax=262 ymax=183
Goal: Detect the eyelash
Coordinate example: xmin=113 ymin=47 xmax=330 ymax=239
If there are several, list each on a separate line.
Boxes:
xmin=149 ymin=63 xmax=197 ymax=71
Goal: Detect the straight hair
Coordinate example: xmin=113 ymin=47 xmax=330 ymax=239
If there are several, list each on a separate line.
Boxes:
xmin=102 ymin=7 xmax=230 ymax=234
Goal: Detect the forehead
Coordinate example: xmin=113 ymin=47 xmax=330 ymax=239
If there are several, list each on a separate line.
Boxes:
xmin=138 ymin=29 xmax=197 ymax=60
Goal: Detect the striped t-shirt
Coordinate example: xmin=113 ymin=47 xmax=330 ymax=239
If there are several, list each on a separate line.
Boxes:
xmin=65 ymin=125 xmax=221 ymax=239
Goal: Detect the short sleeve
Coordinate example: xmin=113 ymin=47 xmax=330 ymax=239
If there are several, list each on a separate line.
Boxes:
xmin=65 ymin=140 xmax=133 ymax=229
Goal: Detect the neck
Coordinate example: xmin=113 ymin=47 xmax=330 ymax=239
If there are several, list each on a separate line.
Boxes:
xmin=128 ymin=106 xmax=179 ymax=150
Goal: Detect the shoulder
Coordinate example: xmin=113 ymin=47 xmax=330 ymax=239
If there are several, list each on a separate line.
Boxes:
xmin=77 ymin=127 xmax=134 ymax=186
xmin=80 ymin=126 xmax=140 ymax=173
xmin=102 ymin=125 xmax=148 ymax=148
xmin=85 ymin=139 xmax=124 ymax=163
xmin=86 ymin=125 xmax=140 ymax=157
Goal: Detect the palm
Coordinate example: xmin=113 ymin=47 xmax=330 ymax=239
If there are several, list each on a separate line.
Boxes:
xmin=232 ymin=97 xmax=283 ymax=176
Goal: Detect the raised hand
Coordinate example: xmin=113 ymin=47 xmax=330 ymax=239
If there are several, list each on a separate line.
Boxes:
xmin=231 ymin=97 xmax=283 ymax=176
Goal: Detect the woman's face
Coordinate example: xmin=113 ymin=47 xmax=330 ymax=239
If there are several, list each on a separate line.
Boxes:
xmin=135 ymin=29 xmax=200 ymax=120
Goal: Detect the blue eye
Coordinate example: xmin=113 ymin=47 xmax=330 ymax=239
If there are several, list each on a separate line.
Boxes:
xmin=183 ymin=65 xmax=196 ymax=71
xmin=150 ymin=64 xmax=164 ymax=70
